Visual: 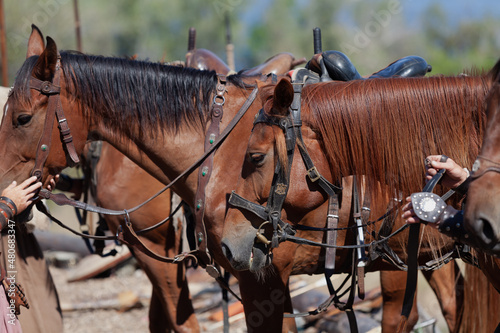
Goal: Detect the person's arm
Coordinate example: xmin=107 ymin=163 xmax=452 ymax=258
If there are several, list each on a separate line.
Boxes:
xmin=0 ymin=176 xmax=42 ymax=229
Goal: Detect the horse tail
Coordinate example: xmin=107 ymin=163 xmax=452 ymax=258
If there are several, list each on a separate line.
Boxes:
xmin=460 ymin=261 xmax=500 ymax=332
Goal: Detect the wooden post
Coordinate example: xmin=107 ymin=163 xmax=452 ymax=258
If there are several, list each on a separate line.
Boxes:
xmin=0 ymin=0 xmax=8 ymax=86
xmin=73 ymin=0 xmax=82 ymax=52
xmin=225 ymin=13 xmax=235 ymax=72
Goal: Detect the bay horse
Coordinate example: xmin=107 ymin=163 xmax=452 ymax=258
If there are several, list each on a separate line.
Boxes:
xmin=0 ymin=26 xmax=474 ymax=332
xmin=222 ymin=70 xmax=500 ymax=331
xmin=464 ymin=61 xmax=500 ymax=256
xmin=88 ymin=143 xmax=198 ymax=332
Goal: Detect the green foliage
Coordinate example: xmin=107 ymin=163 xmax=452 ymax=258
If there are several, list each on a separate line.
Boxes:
xmin=2 ymin=0 xmax=500 ymax=84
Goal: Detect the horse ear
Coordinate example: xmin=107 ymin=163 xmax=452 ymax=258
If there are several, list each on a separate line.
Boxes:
xmin=271 ymin=79 xmax=294 ymax=116
xmin=490 ymin=58 xmax=500 ymax=84
xmin=26 ymin=24 xmax=45 ymax=58
xmin=31 ymin=37 xmax=58 ymax=82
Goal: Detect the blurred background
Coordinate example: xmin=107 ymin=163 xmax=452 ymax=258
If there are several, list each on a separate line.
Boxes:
xmin=2 ymin=0 xmax=500 ymax=85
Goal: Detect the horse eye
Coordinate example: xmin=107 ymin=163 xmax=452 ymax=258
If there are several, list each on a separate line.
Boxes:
xmin=16 ymin=114 xmax=32 ymax=126
xmin=249 ymin=153 xmax=265 ymax=165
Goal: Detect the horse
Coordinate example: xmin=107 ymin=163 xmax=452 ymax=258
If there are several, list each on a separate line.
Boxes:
xmin=87 ymin=143 xmax=198 ymax=332
xmin=464 ymin=61 xmax=500 ymax=256
xmin=0 ymin=26 xmax=474 ymax=332
xmin=221 ymin=68 xmax=500 ymax=331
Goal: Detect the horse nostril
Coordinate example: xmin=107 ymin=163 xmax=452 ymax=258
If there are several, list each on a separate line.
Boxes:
xmin=221 ymin=242 xmax=233 ymax=262
xmin=480 ymin=218 xmax=497 ymax=245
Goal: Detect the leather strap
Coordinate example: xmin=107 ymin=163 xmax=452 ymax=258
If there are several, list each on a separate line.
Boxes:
xmin=30 ymin=55 xmax=80 ymax=182
xmin=193 ymin=75 xmax=226 ymax=266
xmin=325 ymin=194 xmax=339 ymax=273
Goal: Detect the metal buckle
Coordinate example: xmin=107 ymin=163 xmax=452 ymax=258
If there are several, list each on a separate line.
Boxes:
xmin=307 ymin=166 xmax=321 ymax=182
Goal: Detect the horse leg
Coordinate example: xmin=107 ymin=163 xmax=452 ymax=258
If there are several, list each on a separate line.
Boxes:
xmin=238 ymin=270 xmax=297 ymax=333
xmin=421 ymin=261 xmax=463 ymax=333
xmin=380 ymin=270 xmax=418 ymax=333
xmin=148 ymin=286 xmax=170 ymax=332
xmin=133 ymin=249 xmax=198 ymax=333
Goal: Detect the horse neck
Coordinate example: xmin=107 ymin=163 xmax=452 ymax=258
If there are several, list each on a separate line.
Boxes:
xmin=89 ymin=83 xmax=255 ymax=205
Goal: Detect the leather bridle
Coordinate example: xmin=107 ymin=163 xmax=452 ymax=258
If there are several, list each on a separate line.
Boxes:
xmin=469 ymin=155 xmax=500 ymax=179
xmin=29 ymin=54 xmax=80 ymax=182
xmin=228 ymin=82 xmax=342 ymax=250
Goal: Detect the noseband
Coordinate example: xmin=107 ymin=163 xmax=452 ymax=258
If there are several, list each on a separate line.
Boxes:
xmin=28 ymin=54 xmax=80 ymax=181
xmin=228 ymin=83 xmax=341 ymax=249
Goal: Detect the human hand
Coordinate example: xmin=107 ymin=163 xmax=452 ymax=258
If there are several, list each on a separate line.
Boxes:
xmin=46 ymin=174 xmax=60 ymax=192
xmin=425 ymin=155 xmax=469 ymax=189
xmin=401 ymin=196 xmax=440 ymax=229
xmin=1 ymin=176 xmax=42 ymax=213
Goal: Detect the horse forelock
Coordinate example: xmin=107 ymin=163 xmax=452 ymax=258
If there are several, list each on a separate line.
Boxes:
xmin=9 ymin=56 xmax=39 ymax=110
xmin=57 ymin=51 xmax=218 ymax=138
xmin=303 ymin=75 xmax=490 ymax=215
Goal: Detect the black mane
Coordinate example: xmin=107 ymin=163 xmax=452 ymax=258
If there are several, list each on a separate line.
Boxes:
xmin=13 ymin=51 xmax=221 ymax=137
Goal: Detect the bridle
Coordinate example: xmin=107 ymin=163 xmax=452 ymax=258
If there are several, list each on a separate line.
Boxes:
xmin=469 ymin=155 xmax=500 ymax=179
xmin=28 ymin=53 xmax=80 ymax=181
xmin=228 ymin=82 xmax=342 ymax=249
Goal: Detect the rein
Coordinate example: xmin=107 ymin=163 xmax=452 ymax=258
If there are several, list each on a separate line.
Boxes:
xmin=28 ymin=61 xmax=259 ymax=299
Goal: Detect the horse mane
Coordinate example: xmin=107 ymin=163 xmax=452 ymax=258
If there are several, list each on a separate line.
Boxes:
xmin=11 ymin=51 xmax=248 ymax=139
xmin=302 ymin=75 xmax=491 ymax=202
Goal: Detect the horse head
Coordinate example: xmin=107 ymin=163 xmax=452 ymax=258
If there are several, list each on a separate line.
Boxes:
xmin=464 ymin=59 xmax=500 ymax=255
xmin=221 ymin=79 xmax=333 ymax=273
xmin=0 ymin=25 xmax=88 ymax=193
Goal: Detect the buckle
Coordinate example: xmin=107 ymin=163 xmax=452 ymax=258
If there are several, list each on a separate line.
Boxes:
xmin=307 ymin=166 xmax=321 ymax=182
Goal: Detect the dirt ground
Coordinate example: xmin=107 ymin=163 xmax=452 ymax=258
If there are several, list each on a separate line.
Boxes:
xmin=47 ymin=254 xmax=448 ymax=333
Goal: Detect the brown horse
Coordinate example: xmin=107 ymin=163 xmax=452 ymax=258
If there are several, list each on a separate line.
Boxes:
xmin=89 ymin=143 xmax=198 ymax=332
xmin=221 ymin=70 xmax=500 ymax=331
xmin=0 ymin=26 xmax=475 ymax=332
xmin=464 ymin=60 xmax=500 ymax=255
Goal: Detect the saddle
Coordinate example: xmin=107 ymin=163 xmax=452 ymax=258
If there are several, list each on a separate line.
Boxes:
xmin=240 ymin=52 xmax=306 ymax=76
xmin=186 ymin=49 xmax=306 ymax=76
xmin=293 ymin=50 xmax=432 ymax=84
xmin=185 ymin=48 xmax=231 ymax=75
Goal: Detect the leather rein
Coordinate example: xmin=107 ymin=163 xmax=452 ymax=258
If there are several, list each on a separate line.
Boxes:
xmin=26 ymin=55 xmax=258 ymax=292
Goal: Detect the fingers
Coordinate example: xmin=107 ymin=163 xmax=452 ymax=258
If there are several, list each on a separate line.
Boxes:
xmin=401 ymin=196 xmax=420 ymax=224
xmin=18 ymin=176 xmax=39 ymax=190
xmin=24 ymin=181 xmax=42 ymax=194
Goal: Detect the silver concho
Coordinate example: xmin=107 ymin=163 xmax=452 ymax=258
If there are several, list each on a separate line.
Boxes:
xmin=472 ymin=159 xmax=481 ymax=172
xmin=410 ymin=192 xmax=446 ymax=223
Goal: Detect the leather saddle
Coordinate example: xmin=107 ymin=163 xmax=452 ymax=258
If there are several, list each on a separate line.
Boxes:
xmin=185 ymin=48 xmax=232 ymax=75
xmin=240 ymin=52 xmax=306 ymax=76
xmin=185 ymin=49 xmax=306 ymax=76
xmin=293 ymin=50 xmax=432 ymax=84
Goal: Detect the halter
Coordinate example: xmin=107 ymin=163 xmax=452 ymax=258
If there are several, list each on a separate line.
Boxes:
xmin=228 ymin=83 xmax=341 ymax=249
xmin=29 ymin=54 xmax=80 ymax=181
